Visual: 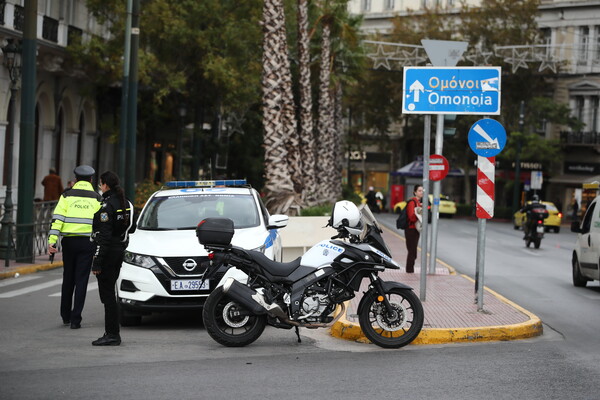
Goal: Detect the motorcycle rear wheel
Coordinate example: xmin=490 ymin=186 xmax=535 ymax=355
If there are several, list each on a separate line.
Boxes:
xmin=358 ymin=288 xmax=424 ymax=349
xmin=202 ymin=286 xmax=267 ymax=347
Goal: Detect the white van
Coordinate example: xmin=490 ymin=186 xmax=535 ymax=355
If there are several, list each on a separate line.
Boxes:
xmin=571 ymin=196 xmax=600 ymax=287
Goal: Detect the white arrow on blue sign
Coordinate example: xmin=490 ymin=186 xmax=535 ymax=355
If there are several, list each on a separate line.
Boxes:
xmin=468 ymin=118 xmax=507 ymax=157
xmin=402 ymin=67 xmax=501 ymax=115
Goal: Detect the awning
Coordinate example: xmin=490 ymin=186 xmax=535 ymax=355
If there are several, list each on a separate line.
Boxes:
xmin=391 ymin=157 xmax=465 ymax=177
xmin=549 ymin=174 xmax=600 ymax=185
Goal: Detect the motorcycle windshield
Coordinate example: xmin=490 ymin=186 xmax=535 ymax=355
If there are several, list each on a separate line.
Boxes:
xmin=358 ymin=205 xmax=392 ymax=257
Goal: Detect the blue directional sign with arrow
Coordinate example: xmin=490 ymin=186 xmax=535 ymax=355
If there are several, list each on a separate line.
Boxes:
xmin=468 ymin=118 xmax=507 ymax=157
xmin=402 ymin=67 xmax=501 ymax=115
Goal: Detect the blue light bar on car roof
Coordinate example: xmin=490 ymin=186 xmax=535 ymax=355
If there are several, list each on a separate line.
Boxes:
xmin=164 ymin=179 xmax=248 ymax=188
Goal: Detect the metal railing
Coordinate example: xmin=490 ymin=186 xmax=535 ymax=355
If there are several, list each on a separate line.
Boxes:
xmin=1 ymin=200 xmax=58 ymax=266
xmin=560 ymin=131 xmax=600 ymax=145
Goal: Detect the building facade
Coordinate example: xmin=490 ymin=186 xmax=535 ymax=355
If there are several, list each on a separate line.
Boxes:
xmin=0 ymin=0 xmax=113 ymax=205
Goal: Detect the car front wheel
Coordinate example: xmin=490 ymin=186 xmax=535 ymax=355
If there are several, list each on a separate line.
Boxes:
xmin=572 ymin=255 xmax=588 ymax=288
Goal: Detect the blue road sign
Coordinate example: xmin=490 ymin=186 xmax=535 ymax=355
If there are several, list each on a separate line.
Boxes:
xmin=402 ymin=67 xmax=501 ymax=115
xmin=468 ymin=118 xmax=507 ymax=157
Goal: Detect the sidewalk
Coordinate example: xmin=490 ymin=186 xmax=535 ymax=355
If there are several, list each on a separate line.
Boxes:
xmin=330 ymin=226 xmax=543 ymax=345
xmin=0 ymin=253 xmax=63 ymax=279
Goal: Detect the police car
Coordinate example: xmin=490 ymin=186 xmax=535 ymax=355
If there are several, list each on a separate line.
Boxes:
xmin=117 ymin=180 xmax=288 ymax=326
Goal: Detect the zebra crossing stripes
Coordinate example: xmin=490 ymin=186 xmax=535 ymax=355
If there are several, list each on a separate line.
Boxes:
xmin=0 ymin=277 xmax=98 ymax=298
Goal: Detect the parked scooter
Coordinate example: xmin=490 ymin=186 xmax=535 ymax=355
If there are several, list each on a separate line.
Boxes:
xmin=196 ymin=201 xmax=424 ymax=349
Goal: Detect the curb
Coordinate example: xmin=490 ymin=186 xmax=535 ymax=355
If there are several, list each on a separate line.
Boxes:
xmin=0 ymin=262 xmax=63 ymax=279
xmin=330 ymin=276 xmax=543 ymax=345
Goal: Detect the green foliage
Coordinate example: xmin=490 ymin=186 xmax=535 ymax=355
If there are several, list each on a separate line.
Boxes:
xmin=134 ymin=179 xmax=162 ymax=213
xmin=300 ymin=204 xmax=333 ymax=216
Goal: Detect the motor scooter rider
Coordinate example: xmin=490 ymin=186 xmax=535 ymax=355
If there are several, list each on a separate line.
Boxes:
xmin=521 ymin=195 xmax=547 ymax=239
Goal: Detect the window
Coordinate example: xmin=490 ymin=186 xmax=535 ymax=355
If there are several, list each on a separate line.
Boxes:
xmin=592 ymin=96 xmax=599 ymax=132
xmin=579 ymin=26 xmax=590 ymax=63
xmin=575 ymin=96 xmax=585 ymax=123
xmin=594 ymin=26 xmax=600 ymax=61
xmin=361 ymin=0 xmax=371 ymax=12
xmin=385 ymin=0 xmax=395 ymax=10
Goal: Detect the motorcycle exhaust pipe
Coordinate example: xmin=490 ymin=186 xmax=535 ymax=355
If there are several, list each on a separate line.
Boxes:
xmin=222 ymin=278 xmax=287 ymax=319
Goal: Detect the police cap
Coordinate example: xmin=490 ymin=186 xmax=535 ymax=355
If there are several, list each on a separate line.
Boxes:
xmin=74 ymin=165 xmax=95 ymax=178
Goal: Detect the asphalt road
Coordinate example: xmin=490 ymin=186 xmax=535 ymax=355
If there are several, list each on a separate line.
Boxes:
xmin=1 ymin=217 xmax=600 ymax=399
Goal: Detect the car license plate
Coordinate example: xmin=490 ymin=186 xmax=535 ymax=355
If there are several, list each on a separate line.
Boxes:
xmin=536 ymin=226 xmax=544 ymax=233
xmin=171 ymin=279 xmax=209 ymax=291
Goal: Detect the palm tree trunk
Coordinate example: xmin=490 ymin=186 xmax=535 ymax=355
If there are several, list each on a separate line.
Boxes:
xmin=316 ymin=22 xmax=334 ymax=204
xmin=261 ymin=0 xmax=299 ymax=214
xmin=332 ymin=81 xmax=343 ymax=201
xmin=277 ymin=0 xmax=303 ymax=196
xmin=297 ymin=0 xmax=317 ymax=206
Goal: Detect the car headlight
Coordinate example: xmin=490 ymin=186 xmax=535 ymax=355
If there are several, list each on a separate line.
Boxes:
xmin=123 ymin=251 xmax=156 ymax=268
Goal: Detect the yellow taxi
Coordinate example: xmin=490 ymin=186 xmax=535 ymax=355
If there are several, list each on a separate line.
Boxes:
xmin=393 ymin=194 xmax=457 ymax=218
xmin=513 ymin=201 xmax=563 ymax=233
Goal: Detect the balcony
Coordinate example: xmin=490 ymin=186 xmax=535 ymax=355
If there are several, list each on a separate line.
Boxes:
xmin=42 ymin=16 xmax=58 ymax=43
xmin=13 ymin=4 xmax=24 ymax=31
xmin=560 ymin=131 xmax=600 ymax=145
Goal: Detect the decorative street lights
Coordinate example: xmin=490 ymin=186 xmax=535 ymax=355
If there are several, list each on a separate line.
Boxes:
xmin=0 ymin=38 xmax=23 ymax=261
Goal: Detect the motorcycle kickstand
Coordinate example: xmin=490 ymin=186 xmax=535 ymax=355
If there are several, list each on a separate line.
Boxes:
xmin=295 ymin=326 xmax=301 ymax=343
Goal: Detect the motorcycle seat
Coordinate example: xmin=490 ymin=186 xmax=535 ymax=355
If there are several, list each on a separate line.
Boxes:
xmin=247 ymin=251 xmax=302 ymax=277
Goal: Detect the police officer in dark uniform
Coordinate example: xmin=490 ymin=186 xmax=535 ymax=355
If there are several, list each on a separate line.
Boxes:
xmin=48 ymin=165 xmax=101 ymax=329
xmin=91 ymin=171 xmax=136 ymax=346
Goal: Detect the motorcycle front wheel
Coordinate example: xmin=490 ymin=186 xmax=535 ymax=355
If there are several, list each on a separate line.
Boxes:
xmin=202 ymin=286 xmax=267 ymax=347
xmin=358 ymin=288 xmax=424 ymax=349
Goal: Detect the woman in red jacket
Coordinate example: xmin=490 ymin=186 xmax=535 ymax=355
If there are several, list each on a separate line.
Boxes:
xmin=405 ymin=184 xmax=423 ymax=273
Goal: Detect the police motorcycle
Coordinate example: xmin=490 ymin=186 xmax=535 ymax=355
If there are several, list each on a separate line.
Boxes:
xmin=196 ymin=200 xmax=424 ymax=349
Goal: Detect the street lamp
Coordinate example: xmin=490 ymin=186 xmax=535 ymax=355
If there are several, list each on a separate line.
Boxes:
xmin=0 ymin=39 xmax=23 ymax=261
xmin=176 ymin=104 xmax=187 ymax=180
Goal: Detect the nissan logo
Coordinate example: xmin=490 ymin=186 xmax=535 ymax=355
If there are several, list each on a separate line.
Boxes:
xmin=182 ymin=258 xmax=198 ymax=272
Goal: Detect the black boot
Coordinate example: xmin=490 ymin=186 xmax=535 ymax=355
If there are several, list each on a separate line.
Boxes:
xmin=92 ymin=333 xmax=121 ymax=346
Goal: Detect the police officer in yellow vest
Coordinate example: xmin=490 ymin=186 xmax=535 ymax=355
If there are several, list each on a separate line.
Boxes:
xmin=48 ymin=165 xmax=102 ymax=329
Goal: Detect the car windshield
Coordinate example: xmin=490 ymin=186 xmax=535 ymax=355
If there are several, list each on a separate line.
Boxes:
xmin=138 ymin=193 xmax=260 ymax=230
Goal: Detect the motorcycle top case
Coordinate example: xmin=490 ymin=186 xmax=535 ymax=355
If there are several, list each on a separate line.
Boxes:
xmin=196 ymin=218 xmax=234 ymax=245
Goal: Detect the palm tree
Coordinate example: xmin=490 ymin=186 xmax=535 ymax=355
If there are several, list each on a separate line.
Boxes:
xmin=261 ymin=0 xmax=303 ymax=214
xmin=316 ymin=18 xmax=336 ymax=203
xmin=297 ymin=0 xmax=318 ymax=206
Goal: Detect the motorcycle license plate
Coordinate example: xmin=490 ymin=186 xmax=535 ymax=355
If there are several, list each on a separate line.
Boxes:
xmin=171 ymin=279 xmax=209 ymax=291
xmin=536 ymin=226 xmax=544 ymax=233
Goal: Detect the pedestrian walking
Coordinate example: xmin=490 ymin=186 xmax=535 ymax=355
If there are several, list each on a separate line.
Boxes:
xmin=48 ymin=165 xmax=102 ymax=329
xmin=41 ymin=168 xmax=64 ymax=201
xmin=91 ymin=171 xmax=136 ymax=346
xmin=405 ymin=184 xmax=424 ymax=273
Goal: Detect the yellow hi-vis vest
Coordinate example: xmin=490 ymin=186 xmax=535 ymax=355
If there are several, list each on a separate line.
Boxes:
xmin=48 ymin=181 xmax=102 ymax=245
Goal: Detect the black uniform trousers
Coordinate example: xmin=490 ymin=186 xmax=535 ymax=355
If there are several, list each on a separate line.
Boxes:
xmin=404 ymin=228 xmax=420 ymax=273
xmin=96 ymin=244 xmax=126 ymax=335
xmin=60 ymin=236 xmax=96 ymax=324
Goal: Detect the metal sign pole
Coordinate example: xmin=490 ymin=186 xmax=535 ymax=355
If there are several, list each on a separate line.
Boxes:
xmin=420 ymin=115 xmax=431 ymax=302
xmin=429 ymin=114 xmax=444 ymax=273
xmin=476 ymin=217 xmax=486 ymax=310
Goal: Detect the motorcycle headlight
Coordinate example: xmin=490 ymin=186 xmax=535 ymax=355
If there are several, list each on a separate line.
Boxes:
xmin=123 ymin=251 xmax=156 ymax=268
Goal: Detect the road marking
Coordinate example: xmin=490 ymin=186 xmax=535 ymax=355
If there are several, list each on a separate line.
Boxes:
xmin=48 ymin=281 xmax=98 ymax=297
xmin=0 ymin=279 xmax=63 ymax=298
xmin=0 ymin=275 xmax=41 ymax=288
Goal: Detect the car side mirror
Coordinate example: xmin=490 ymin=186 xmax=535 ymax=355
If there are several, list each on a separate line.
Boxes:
xmin=267 ymin=214 xmax=289 ymax=229
xmin=570 ymin=221 xmax=581 ymax=233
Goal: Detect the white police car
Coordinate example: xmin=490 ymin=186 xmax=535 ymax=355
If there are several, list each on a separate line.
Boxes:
xmin=117 ymin=180 xmax=289 ymax=325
